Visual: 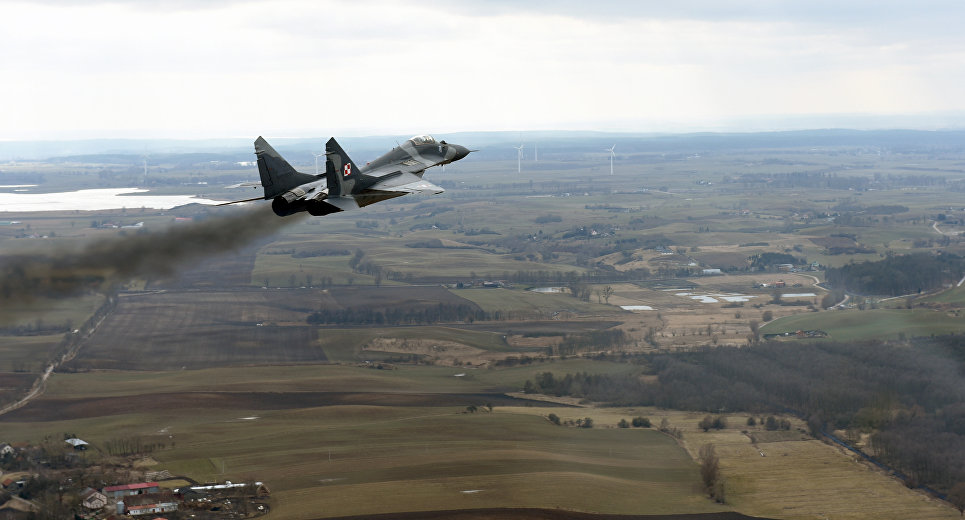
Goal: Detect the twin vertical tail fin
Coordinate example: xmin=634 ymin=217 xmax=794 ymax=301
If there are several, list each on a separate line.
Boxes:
xmin=324 ymin=138 xmax=362 ymax=209
xmin=254 ymin=136 xmax=317 ymax=200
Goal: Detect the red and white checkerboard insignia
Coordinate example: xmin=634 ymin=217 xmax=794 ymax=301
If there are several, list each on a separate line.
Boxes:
xmin=343 ymin=163 xmax=352 ymax=177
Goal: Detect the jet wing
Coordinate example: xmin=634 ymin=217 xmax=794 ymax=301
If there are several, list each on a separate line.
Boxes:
xmin=366 ymin=172 xmax=445 ymax=194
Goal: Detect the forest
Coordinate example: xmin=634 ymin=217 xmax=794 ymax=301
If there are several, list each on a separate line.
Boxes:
xmin=523 ymin=336 xmax=965 ymax=494
xmin=825 ymin=252 xmax=965 ymax=296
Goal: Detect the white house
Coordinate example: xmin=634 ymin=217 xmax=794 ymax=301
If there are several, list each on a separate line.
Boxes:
xmin=80 ymin=488 xmax=108 ymax=510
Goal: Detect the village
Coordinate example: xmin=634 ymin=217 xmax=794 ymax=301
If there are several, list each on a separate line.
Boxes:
xmin=0 ymin=439 xmax=270 ymax=519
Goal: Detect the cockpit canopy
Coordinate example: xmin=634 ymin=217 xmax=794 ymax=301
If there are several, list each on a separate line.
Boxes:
xmin=409 ymin=135 xmax=436 ymax=145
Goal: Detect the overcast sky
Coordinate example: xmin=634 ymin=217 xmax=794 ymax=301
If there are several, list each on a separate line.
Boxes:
xmin=3 ymin=0 xmax=965 ymax=140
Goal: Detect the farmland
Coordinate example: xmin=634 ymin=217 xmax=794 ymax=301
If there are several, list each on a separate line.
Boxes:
xmin=0 ymin=364 xmax=727 ymax=519
xmin=4 ymin=130 xmax=965 ymax=518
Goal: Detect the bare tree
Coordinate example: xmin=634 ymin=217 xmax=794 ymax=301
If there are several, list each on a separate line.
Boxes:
xmin=749 ymin=320 xmax=760 ymax=343
xmin=949 ymin=482 xmax=965 ymax=516
xmin=699 ymin=444 xmax=720 ymax=499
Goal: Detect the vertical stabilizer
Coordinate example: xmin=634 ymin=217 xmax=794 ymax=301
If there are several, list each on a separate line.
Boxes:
xmin=254 ymin=136 xmax=317 ymax=199
xmin=324 ymin=137 xmax=362 ymax=197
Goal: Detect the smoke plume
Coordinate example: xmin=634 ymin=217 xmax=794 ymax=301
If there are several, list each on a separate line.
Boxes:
xmin=0 ymin=205 xmax=301 ymax=303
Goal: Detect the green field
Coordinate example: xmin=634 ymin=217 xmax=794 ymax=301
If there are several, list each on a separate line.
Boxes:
xmin=761 ymin=307 xmax=965 ymax=341
xmin=923 ymin=285 xmax=965 ymax=305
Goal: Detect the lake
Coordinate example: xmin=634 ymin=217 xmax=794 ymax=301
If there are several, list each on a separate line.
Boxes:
xmin=0 ymin=188 xmax=225 ymax=212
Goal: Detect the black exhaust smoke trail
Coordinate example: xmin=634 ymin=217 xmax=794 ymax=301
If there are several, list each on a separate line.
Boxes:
xmin=0 ymin=206 xmax=302 ymax=303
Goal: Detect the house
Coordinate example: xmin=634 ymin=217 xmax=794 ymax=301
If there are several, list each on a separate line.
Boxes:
xmin=0 ymin=443 xmax=14 ymax=456
xmin=102 ymin=482 xmax=160 ymax=499
xmin=80 ymin=488 xmax=108 ymax=510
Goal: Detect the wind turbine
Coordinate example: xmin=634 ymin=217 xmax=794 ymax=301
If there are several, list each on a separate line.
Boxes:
xmin=606 ymin=144 xmax=615 ymax=175
xmin=311 ymin=152 xmax=324 ymax=175
xmin=514 ymin=144 xmax=524 ymax=173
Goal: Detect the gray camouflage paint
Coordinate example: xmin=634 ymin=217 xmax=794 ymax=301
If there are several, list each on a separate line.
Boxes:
xmin=252 ymin=134 xmax=470 ymax=217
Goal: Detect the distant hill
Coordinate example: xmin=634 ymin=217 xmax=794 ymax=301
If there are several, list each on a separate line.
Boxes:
xmin=3 ymin=129 xmax=965 ymax=162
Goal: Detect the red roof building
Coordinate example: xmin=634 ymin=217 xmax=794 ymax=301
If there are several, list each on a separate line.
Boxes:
xmin=102 ymin=482 xmax=160 ymax=498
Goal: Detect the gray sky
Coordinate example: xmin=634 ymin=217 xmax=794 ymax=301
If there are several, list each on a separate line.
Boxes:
xmin=3 ymin=0 xmax=965 ymax=139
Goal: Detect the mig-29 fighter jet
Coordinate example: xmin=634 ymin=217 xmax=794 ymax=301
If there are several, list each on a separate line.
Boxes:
xmin=224 ymin=135 xmax=471 ymax=217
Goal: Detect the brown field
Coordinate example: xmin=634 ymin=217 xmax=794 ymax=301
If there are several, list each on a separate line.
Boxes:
xmin=317 ymin=509 xmax=769 ymax=520
xmin=665 ymin=411 xmax=959 ymax=520
xmin=0 ymin=367 xmax=730 ymax=519
xmin=364 ymin=337 xmax=493 ymax=366
xmin=65 ymin=286 xmax=489 ymax=370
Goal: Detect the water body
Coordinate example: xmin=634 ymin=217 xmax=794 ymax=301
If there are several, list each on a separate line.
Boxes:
xmin=0 ymin=188 xmax=224 ymax=212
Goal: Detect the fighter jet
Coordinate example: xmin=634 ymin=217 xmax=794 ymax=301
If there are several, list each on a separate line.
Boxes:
xmin=224 ymin=135 xmax=471 ymax=216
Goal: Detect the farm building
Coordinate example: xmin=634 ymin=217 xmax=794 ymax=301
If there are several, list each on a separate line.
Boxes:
xmin=701 ymin=268 xmax=722 ymax=275
xmin=80 ymin=487 xmax=108 ymax=510
xmin=123 ymin=490 xmax=178 ymax=516
xmin=124 ymin=500 xmax=178 ymax=516
xmin=103 ymin=482 xmax=160 ymax=499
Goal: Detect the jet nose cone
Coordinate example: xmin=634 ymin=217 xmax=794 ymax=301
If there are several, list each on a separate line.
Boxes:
xmin=452 ymin=145 xmax=471 ymax=162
